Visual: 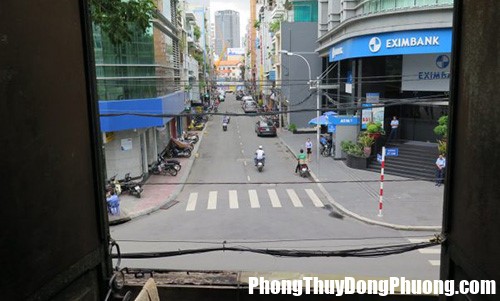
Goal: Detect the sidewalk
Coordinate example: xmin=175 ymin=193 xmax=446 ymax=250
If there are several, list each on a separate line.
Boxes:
xmin=108 ymin=129 xmax=205 ymax=225
xmin=277 ymin=129 xmax=443 ymax=231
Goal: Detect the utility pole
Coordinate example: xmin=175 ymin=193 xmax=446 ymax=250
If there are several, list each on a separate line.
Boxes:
xmin=250 ymin=0 xmax=257 ymax=96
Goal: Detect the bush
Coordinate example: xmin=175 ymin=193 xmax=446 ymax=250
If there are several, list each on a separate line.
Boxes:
xmin=434 ymin=115 xmax=448 ymax=138
xmin=366 ymin=122 xmax=383 ymax=134
xmin=288 ymin=123 xmax=297 ymax=132
xmin=341 ymin=140 xmax=365 ymax=157
xmin=358 ymin=133 xmax=375 ymax=147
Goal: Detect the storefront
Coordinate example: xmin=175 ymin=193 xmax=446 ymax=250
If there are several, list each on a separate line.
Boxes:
xmin=326 ymin=28 xmax=452 ymax=142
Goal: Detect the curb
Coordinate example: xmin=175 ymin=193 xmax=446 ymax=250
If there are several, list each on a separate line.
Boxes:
xmin=277 ymin=132 xmax=442 ymax=232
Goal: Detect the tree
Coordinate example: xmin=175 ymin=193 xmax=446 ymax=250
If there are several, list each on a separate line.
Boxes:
xmin=193 ymin=25 xmax=201 ymax=42
xmin=90 ymin=0 xmax=156 ymax=45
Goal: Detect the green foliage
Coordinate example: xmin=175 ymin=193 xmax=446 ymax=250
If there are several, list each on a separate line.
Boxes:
xmin=288 ymin=123 xmax=297 ymax=132
xmin=434 ymin=115 xmax=448 ymax=138
xmin=438 ymin=140 xmax=447 ymax=155
xmin=198 ymin=80 xmax=206 ymax=91
xmin=269 ymin=20 xmax=281 ymax=33
xmin=358 ymin=133 xmax=375 ymax=147
xmin=192 ymin=52 xmax=204 ymax=67
xmin=254 ymin=20 xmax=261 ymax=29
xmin=341 ymin=140 xmax=365 ymax=158
xmin=90 ymin=0 xmax=157 ymax=45
xmin=193 ymin=25 xmax=201 ymax=41
xmin=366 ymin=122 xmax=383 ymax=134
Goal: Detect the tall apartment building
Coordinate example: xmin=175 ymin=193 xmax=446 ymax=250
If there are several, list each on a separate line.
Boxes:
xmin=214 ymin=10 xmax=241 ymax=58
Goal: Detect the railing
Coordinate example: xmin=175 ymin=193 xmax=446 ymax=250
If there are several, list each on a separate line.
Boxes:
xmin=360 ymin=0 xmax=453 ymax=16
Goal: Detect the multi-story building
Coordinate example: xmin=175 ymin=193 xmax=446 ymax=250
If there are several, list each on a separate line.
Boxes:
xmin=215 ymin=10 xmax=241 ymax=58
xmin=95 ymin=0 xmax=187 ymax=179
xmin=316 ymin=0 xmax=454 ymax=142
xmin=253 ymin=0 xmax=321 ymax=128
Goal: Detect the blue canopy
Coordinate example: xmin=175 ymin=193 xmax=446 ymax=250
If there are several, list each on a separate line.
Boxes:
xmin=308 ymin=115 xmax=330 ymax=125
xmin=323 ymin=111 xmax=338 ymax=116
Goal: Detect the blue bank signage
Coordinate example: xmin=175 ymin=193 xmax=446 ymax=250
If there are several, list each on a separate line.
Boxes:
xmin=329 ymin=28 xmax=452 ymax=62
xmin=385 ymin=148 xmax=399 ymax=157
xmin=328 ymin=116 xmax=360 ymax=126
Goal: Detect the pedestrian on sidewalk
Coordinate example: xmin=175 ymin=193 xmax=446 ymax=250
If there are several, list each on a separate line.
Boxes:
xmin=305 ymin=138 xmax=313 ymax=162
xmin=435 ymin=154 xmax=446 ymax=186
xmin=387 ymin=116 xmax=399 ymax=142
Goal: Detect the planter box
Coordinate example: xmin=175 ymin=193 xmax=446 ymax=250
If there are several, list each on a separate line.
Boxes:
xmin=345 ymin=154 xmax=368 ymax=169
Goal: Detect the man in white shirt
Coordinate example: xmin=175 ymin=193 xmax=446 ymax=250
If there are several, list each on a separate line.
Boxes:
xmin=255 ymin=145 xmax=265 ymax=166
xmin=435 ymin=154 xmax=446 ymax=186
xmin=388 ymin=116 xmax=399 ymax=141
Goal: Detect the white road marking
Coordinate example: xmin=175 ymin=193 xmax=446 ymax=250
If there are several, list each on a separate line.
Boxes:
xmin=305 ymin=189 xmax=324 ymax=207
xmin=419 ymin=249 xmax=441 ymax=254
xmin=240 ymin=142 xmax=243 ymax=146
xmin=243 ymin=161 xmax=247 ymax=166
xmin=229 ymin=190 xmax=239 ymax=209
xmin=247 ymin=176 xmax=251 ymax=181
xmin=241 ymin=150 xmax=244 ymax=154
xmin=268 ymin=189 xmax=282 ymax=208
xmin=207 ymin=191 xmax=217 ymax=210
xmin=286 ymin=189 xmax=303 ymax=207
xmin=408 ymin=238 xmax=432 ymax=243
xmin=248 ymin=190 xmax=260 ymax=208
xmin=429 ymin=260 xmax=441 ymax=266
xmin=186 ymin=192 xmax=198 ymax=211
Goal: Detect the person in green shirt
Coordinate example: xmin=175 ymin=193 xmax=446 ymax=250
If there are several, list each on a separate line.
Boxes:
xmin=295 ymin=149 xmax=307 ymax=173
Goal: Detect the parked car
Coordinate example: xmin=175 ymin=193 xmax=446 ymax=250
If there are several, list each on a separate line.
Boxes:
xmin=255 ymin=120 xmax=277 ymax=137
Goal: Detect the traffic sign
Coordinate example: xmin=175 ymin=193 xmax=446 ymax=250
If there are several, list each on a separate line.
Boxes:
xmin=385 ymin=148 xmax=399 ymax=157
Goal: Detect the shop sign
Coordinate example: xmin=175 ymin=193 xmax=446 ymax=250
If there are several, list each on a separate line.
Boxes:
xmin=402 ymin=53 xmax=451 ymax=91
xmin=328 ymin=28 xmax=452 ymax=62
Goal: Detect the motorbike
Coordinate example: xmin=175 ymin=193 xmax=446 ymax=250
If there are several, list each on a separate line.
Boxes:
xmin=182 ymin=131 xmax=199 ymax=143
xmin=166 ymin=138 xmax=193 ymax=158
xmin=256 ymin=158 xmax=265 ymax=172
xmin=299 ymin=163 xmax=309 ymax=178
xmin=149 ymin=161 xmax=178 ymax=176
xmin=188 ymin=120 xmax=204 ymax=131
xmin=121 ymin=173 xmax=143 ymax=198
xmin=222 ymin=122 xmax=228 ymax=131
xmin=158 ymin=155 xmax=181 ymax=171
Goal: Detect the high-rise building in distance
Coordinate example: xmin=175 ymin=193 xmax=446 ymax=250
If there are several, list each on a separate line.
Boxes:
xmin=215 ymin=10 xmax=240 ymax=59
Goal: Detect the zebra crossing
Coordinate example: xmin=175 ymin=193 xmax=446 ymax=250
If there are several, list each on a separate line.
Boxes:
xmin=183 ymin=188 xmax=325 ymax=212
xmin=408 ymin=238 xmax=441 ymax=267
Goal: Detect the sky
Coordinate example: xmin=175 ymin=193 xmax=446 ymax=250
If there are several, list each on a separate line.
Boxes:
xmin=209 ymin=0 xmax=251 ymax=41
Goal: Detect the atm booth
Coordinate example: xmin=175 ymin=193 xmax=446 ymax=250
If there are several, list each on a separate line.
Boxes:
xmin=328 ymin=115 xmax=360 ymax=159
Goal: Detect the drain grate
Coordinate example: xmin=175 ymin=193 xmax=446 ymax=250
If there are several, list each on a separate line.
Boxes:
xmin=160 ymin=200 xmax=179 ymax=210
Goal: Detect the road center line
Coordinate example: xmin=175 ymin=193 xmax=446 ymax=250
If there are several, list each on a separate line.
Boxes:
xmin=247 ymin=175 xmax=251 ymax=181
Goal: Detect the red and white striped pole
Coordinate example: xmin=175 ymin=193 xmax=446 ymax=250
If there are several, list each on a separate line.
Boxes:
xmin=378 ymin=146 xmax=386 ymax=217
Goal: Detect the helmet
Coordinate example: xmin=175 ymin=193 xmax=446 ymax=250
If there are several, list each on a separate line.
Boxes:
xmin=259 ymin=145 xmax=263 ymax=149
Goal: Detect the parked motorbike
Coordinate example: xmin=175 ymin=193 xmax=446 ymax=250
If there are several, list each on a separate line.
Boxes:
xmin=222 ymin=122 xmax=228 ymax=131
xmin=121 ymin=173 xmax=143 ymax=198
xmin=182 ymin=131 xmax=199 ymax=143
xmin=158 ymin=155 xmax=181 ymax=171
xmin=166 ymin=138 xmax=193 ymax=158
xmin=149 ymin=161 xmax=178 ymax=176
xmin=256 ymin=158 xmax=265 ymax=172
xmin=299 ymin=164 xmax=309 ymax=178
xmin=188 ymin=120 xmax=204 ymax=131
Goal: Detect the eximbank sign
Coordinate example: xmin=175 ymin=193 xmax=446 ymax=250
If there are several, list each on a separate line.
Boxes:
xmin=329 ymin=28 xmax=452 ymax=62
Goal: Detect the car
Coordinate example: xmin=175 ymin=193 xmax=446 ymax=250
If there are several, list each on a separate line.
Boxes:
xmin=255 ymin=120 xmax=277 ymax=137
xmin=242 ymin=98 xmax=258 ymax=113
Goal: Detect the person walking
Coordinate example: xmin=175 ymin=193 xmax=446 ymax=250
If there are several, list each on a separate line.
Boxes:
xmin=305 ymin=138 xmax=313 ymax=162
xmin=435 ymin=154 xmax=446 ymax=186
xmin=388 ymin=116 xmax=399 ymax=142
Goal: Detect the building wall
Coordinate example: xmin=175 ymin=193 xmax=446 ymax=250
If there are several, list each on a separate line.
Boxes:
xmin=215 ymin=10 xmax=241 ymax=56
xmin=104 ymin=130 xmax=144 ymax=179
xmin=281 ymin=22 xmax=322 ymax=128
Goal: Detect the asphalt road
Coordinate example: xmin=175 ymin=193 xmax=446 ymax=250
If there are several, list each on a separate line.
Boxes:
xmin=110 ymin=94 xmax=440 ymax=280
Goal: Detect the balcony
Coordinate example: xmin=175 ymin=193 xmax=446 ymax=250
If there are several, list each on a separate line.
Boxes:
xmin=357 ymin=0 xmax=454 ymax=18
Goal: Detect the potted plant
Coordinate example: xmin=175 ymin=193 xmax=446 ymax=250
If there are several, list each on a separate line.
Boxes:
xmin=434 ymin=115 xmax=448 ymax=155
xmin=358 ymin=133 xmax=375 ymax=157
xmin=366 ymin=122 xmax=384 ymax=139
xmin=288 ymin=123 xmax=297 ymax=133
xmin=341 ymin=140 xmax=368 ymax=169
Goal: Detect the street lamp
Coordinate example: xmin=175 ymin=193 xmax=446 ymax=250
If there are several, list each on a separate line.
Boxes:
xmin=279 ymin=50 xmax=321 ymax=168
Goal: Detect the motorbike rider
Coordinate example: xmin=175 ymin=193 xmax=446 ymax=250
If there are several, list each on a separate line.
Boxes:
xmin=295 ymin=149 xmax=307 ymax=173
xmin=254 ymin=145 xmax=265 ymax=166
